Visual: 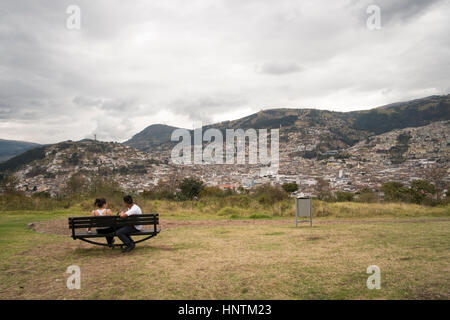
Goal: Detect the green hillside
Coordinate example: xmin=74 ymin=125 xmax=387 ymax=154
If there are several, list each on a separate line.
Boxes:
xmin=0 ymin=139 xmax=40 ymax=163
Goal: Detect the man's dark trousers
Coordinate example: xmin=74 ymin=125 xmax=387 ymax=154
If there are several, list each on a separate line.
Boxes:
xmin=116 ymin=226 xmax=138 ymax=247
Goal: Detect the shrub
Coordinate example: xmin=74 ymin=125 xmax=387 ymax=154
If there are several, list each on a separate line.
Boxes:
xmin=32 ymin=191 xmax=51 ymax=199
xmin=317 ymin=190 xmax=334 ymax=202
xmin=199 ymin=186 xmax=225 ymax=198
xmin=249 ymin=213 xmax=272 ymax=219
xmin=178 ymin=177 xmax=204 ymax=200
xmin=88 ymin=175 xmax=122 ymax=198
xmin=217 ymin=206 xmax=241 ymax=216
xmin=142 ymin=181 xmax=176 ymax=200
xmin=226 ymin=195 xmax=251 ymax=208
xmin=282 ymin=182 xmax=298 ymax=193
xmin=0 ymin=174 xmax=20 ymax=194
xmin=357 ymin=188 xmax=378 ymax=203
xmin=335 ymin=191 xmax=354 ymax=202
xmin=0 ymin=193 xmax=69 ymax=211
xmin=254 ymin=184 xmax=288 ymax=205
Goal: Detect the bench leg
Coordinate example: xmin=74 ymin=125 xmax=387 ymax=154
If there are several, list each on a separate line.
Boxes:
xmin=78 ymin=238 xmax=111 ymax=247
xmin=75 ymin=232 xmax=158 ymax=248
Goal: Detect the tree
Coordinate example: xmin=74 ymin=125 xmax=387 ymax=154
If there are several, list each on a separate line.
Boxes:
xmin=410 ymin=179 xmax=436 ymax=204
xmin=64 ymin=173 xmax=88 ymax=197
xmin=411 ymin=180 xmax=436 ymax=195
xmin=425 ymin=167 xmax=446 ymax=200
xmin=382 ymin=182 xmax=403 ymax=201
xmin=381 ymin=182 xmax=413 ymax=203
xmin=282 ymin=182 xmax=299 ymax=193
xmin=89 ymin=175 xmax=122 ymax=197
xmin=69 ymin=152 xmax=80 ymax=165
xmin=178 ymin=177 xmax=204 ymax=200
xmin=315 ymin=178 xmax=333 ymax=201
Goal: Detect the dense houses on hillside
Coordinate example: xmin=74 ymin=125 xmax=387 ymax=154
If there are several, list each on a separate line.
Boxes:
xmin=12 ymin=121 xmax=450 ymax=198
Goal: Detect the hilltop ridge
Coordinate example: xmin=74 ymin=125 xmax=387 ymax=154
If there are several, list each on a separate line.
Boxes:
xmin=0 ymin=139 xmax=40 ymax=163
xmin=124 ymin=94 xmax=450 ymax=153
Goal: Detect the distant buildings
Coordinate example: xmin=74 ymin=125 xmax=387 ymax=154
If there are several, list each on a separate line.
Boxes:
xmin=14 ymin=121 xmax=449 ymax=197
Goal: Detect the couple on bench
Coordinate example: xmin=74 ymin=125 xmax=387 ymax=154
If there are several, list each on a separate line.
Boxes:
xmin=89 ymin=195 xmax=142 ymax=253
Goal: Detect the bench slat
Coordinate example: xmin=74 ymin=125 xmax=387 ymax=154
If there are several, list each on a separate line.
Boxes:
xmin=70 ymin=215 xmax=158 ymax=220
xmin=69 ymin=216 xmax=158 ymax=221
xmin=68 ymin=214 xmax=159 ymax=229
xmin=71 ymin=222 xmax=157 ymax=228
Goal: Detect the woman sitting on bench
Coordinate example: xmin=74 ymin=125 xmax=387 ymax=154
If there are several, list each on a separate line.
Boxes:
xmin=88 ymin=198 xmax=115 ymax=247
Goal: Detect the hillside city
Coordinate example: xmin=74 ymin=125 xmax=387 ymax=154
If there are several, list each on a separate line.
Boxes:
xmin=11 ymin=120 xmax=450 ymax=199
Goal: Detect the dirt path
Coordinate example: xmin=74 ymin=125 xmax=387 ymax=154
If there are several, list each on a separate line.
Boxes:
xmin=29 ymin=217 xmax=450 ymax=236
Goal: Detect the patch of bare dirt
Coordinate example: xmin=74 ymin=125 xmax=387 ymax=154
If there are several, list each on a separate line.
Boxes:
xmin=29 ymin=217 xmax=450 ymax=237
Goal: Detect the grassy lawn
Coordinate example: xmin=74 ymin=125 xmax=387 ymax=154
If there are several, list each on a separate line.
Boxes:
xmin=0 ymin=208 xmax=449 ymax=299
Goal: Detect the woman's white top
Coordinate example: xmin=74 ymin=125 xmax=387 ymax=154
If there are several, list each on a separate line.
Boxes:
xmin=96 ymin=209 xmax=107 ymax=216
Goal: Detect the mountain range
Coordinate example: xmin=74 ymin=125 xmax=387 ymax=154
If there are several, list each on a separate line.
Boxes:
xmin=124 ymin=94 xmax=450 ymax=153
xmin=1 ymin=94 xmax=449 ymax=174
xmin=0 ymin=139 xmax=40 ymax=163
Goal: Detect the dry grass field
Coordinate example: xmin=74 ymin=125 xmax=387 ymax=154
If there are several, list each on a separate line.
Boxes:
xmin=0 ymin=203 xmax=449 ymax=300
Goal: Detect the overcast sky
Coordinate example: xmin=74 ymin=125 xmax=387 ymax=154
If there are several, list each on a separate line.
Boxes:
xmin=0 ymin=0 xmax=449 ymax=144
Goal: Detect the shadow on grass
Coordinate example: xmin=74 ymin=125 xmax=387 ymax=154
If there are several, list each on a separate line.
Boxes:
xmin=70 ymin=243 xmax=176 ymax=258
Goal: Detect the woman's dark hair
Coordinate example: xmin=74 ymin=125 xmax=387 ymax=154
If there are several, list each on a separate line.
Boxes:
xmin=123 ymin=195 xmax=133 ymax=205
xmin=94 ymin=198 xmax=106 ymax=208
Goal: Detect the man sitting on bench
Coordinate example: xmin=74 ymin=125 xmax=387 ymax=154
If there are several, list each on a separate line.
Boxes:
xmin=117 ymin=195 xmax=142 ymax=253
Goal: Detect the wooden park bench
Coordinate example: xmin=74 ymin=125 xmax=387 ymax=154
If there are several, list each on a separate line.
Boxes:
xmin=68 ymin=214 xmax=160 ymax=248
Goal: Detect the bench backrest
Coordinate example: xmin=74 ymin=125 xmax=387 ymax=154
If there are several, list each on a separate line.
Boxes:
xmin=68 ymin=214 xmax=159 ymax=230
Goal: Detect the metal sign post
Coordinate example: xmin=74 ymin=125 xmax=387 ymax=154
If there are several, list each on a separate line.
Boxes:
xmin=295 ymin=197 xmax=312 ymax=227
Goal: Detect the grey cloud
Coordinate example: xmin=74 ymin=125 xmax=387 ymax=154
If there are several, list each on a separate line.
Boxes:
xmin=258 ymin=62 xmax=302 ymax=75
xmin=379 ymin=0 xmax=442 ymax=21
xmin=350 ymin=0 xmax=444 ymax=24
xmin=73 ymin=96 xmax=139 ymax=114
xmin=0 ymin=94 xmax=59 ymax=121
xmin=170 ymin=95 xmax=247 ymax=124
xmin=73 ymin=96 xmax=102 ymax=107
xmin=100 ymin=98 xmax=138 ymax=113
xmin=0 ymin=0 xmax=449 ymax=143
